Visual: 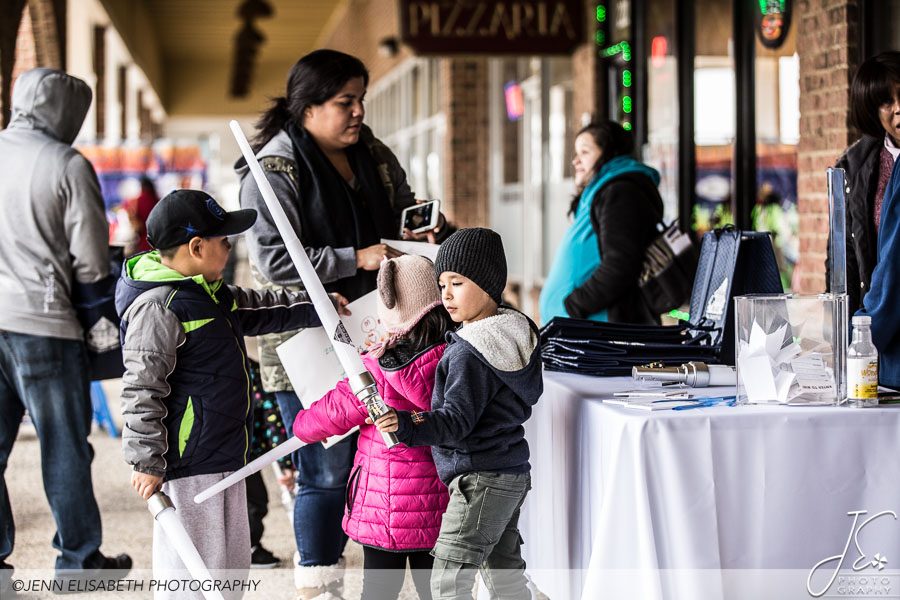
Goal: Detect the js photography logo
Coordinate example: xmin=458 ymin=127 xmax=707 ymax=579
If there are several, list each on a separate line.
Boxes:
xmin=807 ymin=510 xmax=899 ymax=598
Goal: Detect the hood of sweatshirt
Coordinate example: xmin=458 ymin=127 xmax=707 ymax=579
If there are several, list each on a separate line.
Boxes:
xmin=9 ymin=68 xmax=91 ymax=145
xmin=115 ymin=251 xmax=223 ymax=317
xmin=452 ymin=307 xmax=542 ymax=406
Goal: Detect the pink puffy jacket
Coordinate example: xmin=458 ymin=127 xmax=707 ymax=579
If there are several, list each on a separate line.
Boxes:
xmin=293 ymin=344 xmax=449 ymax=551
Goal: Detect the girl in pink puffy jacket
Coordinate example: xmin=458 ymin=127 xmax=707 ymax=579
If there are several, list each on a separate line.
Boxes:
xmin=293 ymin=255 xmax=453 ymax=600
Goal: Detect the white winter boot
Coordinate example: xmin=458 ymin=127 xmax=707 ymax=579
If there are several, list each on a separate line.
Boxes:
xmin=294 ymin=553 xmax=345 ymax=600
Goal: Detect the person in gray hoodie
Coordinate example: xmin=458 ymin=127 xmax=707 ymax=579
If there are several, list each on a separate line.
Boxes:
xmin=0 ymin=68 xmax=131 ymax=588
xmin=374 ymin=228 xmax=543 ymax=600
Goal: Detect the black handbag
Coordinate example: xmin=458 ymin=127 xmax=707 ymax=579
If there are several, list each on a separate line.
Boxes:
xmin=541 ymin=226 xmax=783 ymax=376
xmin=72 ymin=246 xmax=125 ymax=381
xmin=638 ymin=220 xmax=698 ymax=314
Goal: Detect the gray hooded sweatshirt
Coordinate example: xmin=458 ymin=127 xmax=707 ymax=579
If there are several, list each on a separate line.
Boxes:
xmin=0 ymin=69 xmax=109 ymax=340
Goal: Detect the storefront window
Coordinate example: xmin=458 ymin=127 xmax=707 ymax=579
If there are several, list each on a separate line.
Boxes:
xmin=693 ymin=0 xmax=735 ymax=237
xmin=644 ymin=0 xmax=679 ymax=221
xmin=367 ymin=58 xmax=446 ymax=201
xmin=754 ymin=17 xmax=799 ymax=290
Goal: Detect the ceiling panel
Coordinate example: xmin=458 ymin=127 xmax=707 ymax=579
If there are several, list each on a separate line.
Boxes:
xmin=146 ymin=0 xmax=345 ymax=62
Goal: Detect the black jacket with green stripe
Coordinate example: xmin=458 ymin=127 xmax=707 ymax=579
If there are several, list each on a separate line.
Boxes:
xmin=115 ymin=251 xmax=321 ymax=481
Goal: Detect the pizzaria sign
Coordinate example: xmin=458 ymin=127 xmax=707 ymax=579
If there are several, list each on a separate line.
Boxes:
xmin=399 ymin=0 xmax=585 ymax=54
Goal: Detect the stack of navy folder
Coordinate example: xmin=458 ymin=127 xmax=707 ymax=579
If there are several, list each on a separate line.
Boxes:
xmin=540 ymin=227 xmax=784 ymax=377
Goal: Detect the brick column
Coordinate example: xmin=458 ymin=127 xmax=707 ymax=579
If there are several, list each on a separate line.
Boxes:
xmin=572 ymin=0 xmax=598 ymax=124
xmin=443 ymin=57 xmax=490 ymax=228
xmin=795 ymin=0 xmax=861 ymax=293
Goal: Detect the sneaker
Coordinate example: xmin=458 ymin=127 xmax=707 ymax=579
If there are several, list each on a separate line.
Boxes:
xmin=52 ymin=552 xmax=132 ymax=595
xmin=250 ymin=546 xmax=280 ymax=569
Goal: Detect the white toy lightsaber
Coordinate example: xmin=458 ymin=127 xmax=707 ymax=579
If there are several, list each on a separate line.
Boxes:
xmin=228 ymin=119 xmax=397 ymax=449
xmin=148 ymin=492 xmax=224 ymax=600
xmin=193 ymin=121 xmax=399 ymax=505
xmin=194 ymin=436 xmax=305 ymax=504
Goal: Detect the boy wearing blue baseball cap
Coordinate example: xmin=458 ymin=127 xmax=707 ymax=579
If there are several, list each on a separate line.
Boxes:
xmin=115 ymin=189 xmax=346 ymax=595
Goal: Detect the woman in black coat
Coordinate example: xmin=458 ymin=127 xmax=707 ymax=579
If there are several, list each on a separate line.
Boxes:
xmin=540 ymin=120 xmax=663 ymax=325
xmin=827 ymin=51 xmax=900 ymax=314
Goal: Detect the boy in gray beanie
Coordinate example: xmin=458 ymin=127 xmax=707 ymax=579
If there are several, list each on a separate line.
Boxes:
xmin=373 ymin=228 xmax=543 ymax=599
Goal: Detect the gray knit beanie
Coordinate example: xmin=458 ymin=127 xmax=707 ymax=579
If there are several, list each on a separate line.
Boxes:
xmin=434 ymin=228 xmax=507 ymax=305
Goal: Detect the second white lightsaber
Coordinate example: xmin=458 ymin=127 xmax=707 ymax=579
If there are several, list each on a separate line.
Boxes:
xmin=194 ymin=437 xmax=305 ymax=504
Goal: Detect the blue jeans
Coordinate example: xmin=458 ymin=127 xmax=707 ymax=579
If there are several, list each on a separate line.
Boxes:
xmin=276 ymin=391 xmax=356 ymax=566
xmin=0 ymin=331 xmax=103 ymax=571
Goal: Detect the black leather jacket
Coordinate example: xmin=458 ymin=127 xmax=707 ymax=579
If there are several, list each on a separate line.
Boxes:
xmin=827 ymin=135 xmax=884 ymax=315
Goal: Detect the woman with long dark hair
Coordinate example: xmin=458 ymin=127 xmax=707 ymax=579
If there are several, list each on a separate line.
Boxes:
xmin=236 ymin=49 xmax=448 ymax=599
xmin=539 ymin=120 xmax=664 ymax=325
xmin=827 ymin=51 xmax=900 ymax=315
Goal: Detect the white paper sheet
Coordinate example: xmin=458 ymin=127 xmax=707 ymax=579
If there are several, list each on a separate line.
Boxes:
xmin=276 ymin=291 xmax=387 ymax=447
xmin=380 ymin=238 xmax=440 ymax=262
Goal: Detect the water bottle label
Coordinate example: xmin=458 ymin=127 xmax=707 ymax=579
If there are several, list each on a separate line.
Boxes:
xmin=847 ymin=357 xmax=878 ymax=399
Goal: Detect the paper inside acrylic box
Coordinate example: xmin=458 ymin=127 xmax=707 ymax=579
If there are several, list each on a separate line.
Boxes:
xmin=734 ymin=294 xmax=848 ymax=405
xmin=276 ymin=291 xmax=387 ymax=447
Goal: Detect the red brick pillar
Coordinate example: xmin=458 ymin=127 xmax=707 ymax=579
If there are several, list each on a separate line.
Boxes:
xmin=795 ymin=0 xmax=861 ymax=293
xmin=443 ymin=57 xmax=490 ymax=228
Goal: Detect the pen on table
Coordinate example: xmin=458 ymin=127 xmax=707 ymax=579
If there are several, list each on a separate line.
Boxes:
xmin=673 ymin=396 xmax=738 ymax=410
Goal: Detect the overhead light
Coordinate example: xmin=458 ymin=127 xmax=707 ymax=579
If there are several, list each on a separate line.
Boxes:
xmin=378 ymin=38 xmax=399 ymax=58
xmin=230 ymin=0 xmax=274 ymax=98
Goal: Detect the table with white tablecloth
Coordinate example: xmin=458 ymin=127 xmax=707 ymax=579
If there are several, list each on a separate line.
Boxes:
xmin=519 ymin=371 xmax=900 ymax=600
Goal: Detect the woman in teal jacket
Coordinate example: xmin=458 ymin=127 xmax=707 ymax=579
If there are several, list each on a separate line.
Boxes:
xmin=540 ymin=120 xmax=664 ymax=325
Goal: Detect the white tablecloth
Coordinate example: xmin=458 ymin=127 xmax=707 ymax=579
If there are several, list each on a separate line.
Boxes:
xmin=520 ymin=371 xmax=900 ymax=599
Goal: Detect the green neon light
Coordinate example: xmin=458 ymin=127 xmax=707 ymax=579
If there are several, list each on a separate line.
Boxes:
xmin=668 ymin=309 xmax=690 ymax=321
xmin=622 ymin=41 xmax=632 ymax=61
xmin=596 ymin=5 xmax=606 ymax=22
xmin=758 ymin=0 xmax=786 ymax=15
xmin=622 ymin=70 xmax=632 ymax=87
xmin=601 ymin=42 xmax=625 ymax=57
xmin=595 ymin=30 xmax=606 ymax=45
xmin=622 ymin=96 xmax=632 ymax=113
xmin=623 ymin=122 xmax=633 ymax=131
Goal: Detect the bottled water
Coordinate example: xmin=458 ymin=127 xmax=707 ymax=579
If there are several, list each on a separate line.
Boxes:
xmin=847 ymin=315 xmax=878 ymax=407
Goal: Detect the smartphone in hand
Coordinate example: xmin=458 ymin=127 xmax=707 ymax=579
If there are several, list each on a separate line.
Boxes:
xmin=399 ymin=199 xmax=441 ymax=237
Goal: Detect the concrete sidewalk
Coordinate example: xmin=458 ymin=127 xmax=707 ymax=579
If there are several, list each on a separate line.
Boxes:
xmin=3 ymin=380 xmax=423 ymax=599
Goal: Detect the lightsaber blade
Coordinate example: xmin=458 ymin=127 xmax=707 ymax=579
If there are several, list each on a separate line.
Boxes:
xmin=228 ymin=120 xmax=398 ymax=450
xmin=195 ymin=121 xmax=401 ymax=506
xmin=148 ymin=492 xmax=225 ymax=600
xmin=193 ymin=436 xmax=305 ymax=504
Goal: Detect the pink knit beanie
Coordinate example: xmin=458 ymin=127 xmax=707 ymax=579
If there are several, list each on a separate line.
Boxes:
xmin=370 ymin=255 xmax=442 ymax=356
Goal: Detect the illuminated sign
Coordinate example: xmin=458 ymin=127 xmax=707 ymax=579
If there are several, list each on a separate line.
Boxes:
xmin=755 ymin=0 xmax=792 ymax=49
xmin=504 ymin=81 xmax=525 ymax=120
xmin=399 ymin=1 xmax=585 ymax=54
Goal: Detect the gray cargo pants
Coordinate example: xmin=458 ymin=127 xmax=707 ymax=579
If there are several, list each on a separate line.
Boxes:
xmin=431 ymin=471 xmax=532 ymax=600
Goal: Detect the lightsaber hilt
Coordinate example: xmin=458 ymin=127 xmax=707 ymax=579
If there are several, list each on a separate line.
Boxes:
xmin=349 ymin=372 xmax=399 ymax=448
xmin=147 ymin=490 xmax=174 ymax=519
xmin=632 ymin=361 xmax=736 ymax=387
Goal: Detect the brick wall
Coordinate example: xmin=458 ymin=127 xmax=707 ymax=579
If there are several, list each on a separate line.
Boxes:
xmin=444 ymin=57 xmax=489 ymax=228
xmin=12 ymin=6 xmax=37 ymax=84
xmin=1 ymin=0 xmax=63 ymax=128
xmin=572 ymin=0 xmax=598 ymax=124
xmin=795 ymin=0 xmax=861 ymax=293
